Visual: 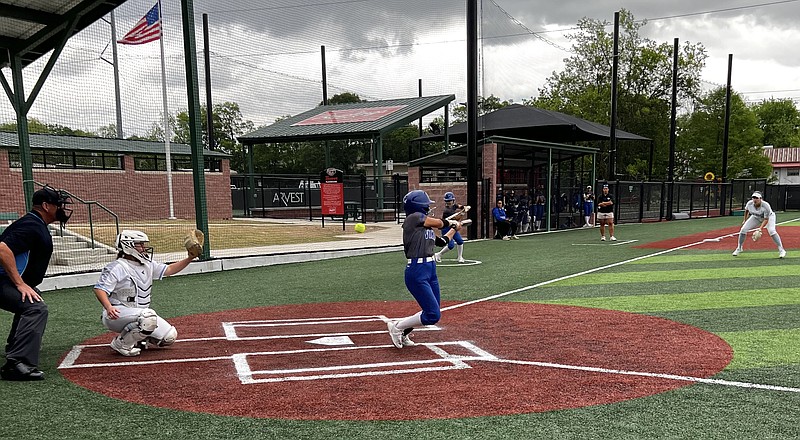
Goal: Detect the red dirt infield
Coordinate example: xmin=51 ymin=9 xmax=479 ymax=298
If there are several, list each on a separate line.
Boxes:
xmin=637 ymin=224 xmax=800 ymax=251
xmin=59 ymin=301 xmax=732 ymax=421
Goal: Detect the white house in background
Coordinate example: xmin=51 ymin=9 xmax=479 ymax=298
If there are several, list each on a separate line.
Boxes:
xmin=763 ymin=145 xmax=800 ymax=184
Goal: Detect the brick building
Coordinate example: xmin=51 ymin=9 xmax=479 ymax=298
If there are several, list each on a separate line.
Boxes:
xmin=0 ymin=132 xmax=232 ymax=221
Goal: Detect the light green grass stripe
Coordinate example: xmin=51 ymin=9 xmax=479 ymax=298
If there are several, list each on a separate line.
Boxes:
xmin=549 ymin=264 xmax=800 ymax=286
xmin=718 ymin=329 xmax=800 ymax=369
xmin=536 ymin=288 xmax=800 ymax=312
xmin=631 ymin=252 xmax=795 ymax=265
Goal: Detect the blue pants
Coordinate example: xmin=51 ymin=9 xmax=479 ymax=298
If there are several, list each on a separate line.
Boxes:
xmin=532 ymin=205 xmax=544 ymax=220
xmin=439 ymin=226 xmax=464 ymax=249
xmin=404 ymin=261 xmax=441 ymax=325
xmin=583 ymin=202 xmax=594 ymax=216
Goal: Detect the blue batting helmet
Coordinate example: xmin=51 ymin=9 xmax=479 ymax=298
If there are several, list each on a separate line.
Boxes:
xmin=443 ymin=192 xmax=455 ymax=203
xmin=403 ymin=190 xmax=434 ymax=215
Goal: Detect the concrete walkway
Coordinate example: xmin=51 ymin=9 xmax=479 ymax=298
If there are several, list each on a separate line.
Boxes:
xmin=40 ymin=219 xmax=406 ymax=291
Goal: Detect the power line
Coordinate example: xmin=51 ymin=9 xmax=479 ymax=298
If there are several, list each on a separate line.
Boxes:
xmin=644 ymin=0 xmax=800 ymax=22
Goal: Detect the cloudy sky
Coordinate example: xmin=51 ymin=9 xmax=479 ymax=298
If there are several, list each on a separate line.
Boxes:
xmin=1 ymin=0 xmax=798 ymax=136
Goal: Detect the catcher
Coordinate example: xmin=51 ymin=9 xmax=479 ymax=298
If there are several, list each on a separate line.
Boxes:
xmin=92 ymin=229 xmax=204 ymax=356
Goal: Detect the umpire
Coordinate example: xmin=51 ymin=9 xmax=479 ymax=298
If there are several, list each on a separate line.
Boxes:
xmin=0 ymin=186 xmax=72 ymax=381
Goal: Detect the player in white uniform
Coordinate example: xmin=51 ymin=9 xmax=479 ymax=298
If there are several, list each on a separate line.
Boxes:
xmin=93 ymin=230 xmax=196 ymax=356
xmin=732 ymin=191 xmax=786 ymax=258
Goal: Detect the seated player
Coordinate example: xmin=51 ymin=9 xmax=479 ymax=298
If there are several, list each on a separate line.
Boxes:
xmin=93 ymin=230 xmax=197 ymax=356
xmin=492 ymin=199 xmax=518 ymax=240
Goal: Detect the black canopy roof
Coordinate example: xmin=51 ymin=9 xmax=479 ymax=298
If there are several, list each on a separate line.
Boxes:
xmin=410 ymin=136 xmax=599 ymax=169
xmin=415 ymin=104 xmax=650 ymax=144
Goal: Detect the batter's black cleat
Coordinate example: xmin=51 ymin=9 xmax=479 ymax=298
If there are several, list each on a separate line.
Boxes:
xmin=1 ymin=361 xmax=45 ymax=381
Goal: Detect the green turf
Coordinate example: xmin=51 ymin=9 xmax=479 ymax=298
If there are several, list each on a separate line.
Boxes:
xmin=653 ymin=304 xmax=800 ymax=332
xmin=537 ymin=288 xmax=800 ymax=312
xmin=717 ymin=328 xmax=800 ymax=369
xmin=631 ymin=251 xmax=797 ymax=264
xmin=2 ymin=215 xmax=799 ymax=439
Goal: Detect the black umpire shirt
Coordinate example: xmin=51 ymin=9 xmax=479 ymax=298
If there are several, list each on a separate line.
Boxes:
xmin=597 ymin=193 xmax=614 ymax=213
xmin=0 ymin=211 xmax=53 ymax=287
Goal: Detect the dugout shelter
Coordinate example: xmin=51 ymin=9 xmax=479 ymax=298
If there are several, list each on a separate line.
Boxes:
xmin=409 ymin=105 xmax=651 ymax=237
xmin=238 ymin=94 xmax=455 ymax=218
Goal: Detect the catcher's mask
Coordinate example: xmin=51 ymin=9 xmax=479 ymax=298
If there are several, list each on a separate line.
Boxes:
xmin=116 ymin=229 xmax=153 ymax=264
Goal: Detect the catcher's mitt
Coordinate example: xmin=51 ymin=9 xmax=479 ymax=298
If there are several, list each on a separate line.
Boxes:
xmin=184 ymin=229 xmax=205 ymax=258
xmin=752 ymin=229 xmax=762 ymax=242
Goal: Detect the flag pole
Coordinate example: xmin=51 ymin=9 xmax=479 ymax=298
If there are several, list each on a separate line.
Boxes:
xmin=110 ymin=11 xmax=124 ymax=139
xmin=158 ymin=1 xmax=176 ymax=219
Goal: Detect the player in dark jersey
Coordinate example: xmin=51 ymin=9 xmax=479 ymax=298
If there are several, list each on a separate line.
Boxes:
xmin=596 ymin=183 xmax=616 ymax=241
xmin=388 ymin=190 xmax=461 ymax=348
xmin=434 ymin=192 xmax=468 ymax=263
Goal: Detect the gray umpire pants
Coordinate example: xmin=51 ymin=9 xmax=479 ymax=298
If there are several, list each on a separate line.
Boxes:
xmin=0 ymin=277 xmax=48 ymax=367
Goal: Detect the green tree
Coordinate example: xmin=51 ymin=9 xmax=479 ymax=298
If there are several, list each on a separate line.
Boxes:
xmin=0 ymin=118 xmax=95 ymax=137
xmin=451 ymin=95 xmax=513 ymax=123
xmin=97 ymin=123 xmax=118 ymax=139
xmin=526 ymin=9 xmax=707 ymax=180
xmin=677 ymin=87 xmax=770 ymax=179
xmin=321 ymin=92 xmax=364 ymax=106
xmin=752 ymin=98 xmax=800 ymax=147
xmin=172 ymin=102 xmax=254 ymax=172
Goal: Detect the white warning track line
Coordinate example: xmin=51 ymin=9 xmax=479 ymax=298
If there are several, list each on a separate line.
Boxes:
xmin=483 ymin=358 xmax=800 ymax=394
xmin=442 ymin=216 xmax=800 ymax=312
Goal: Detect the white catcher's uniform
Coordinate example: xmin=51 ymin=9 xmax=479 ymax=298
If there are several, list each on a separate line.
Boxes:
xmin=740 ymin=199 xmax=777 ymax=236
xmin=94 ymin=258 xmax=175 ymax=342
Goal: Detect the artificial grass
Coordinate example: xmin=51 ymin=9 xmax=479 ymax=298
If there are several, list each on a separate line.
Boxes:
xmin=2 ymin=215 xmax=799 ymax=439
xmin=538 ymin=288 xmax=800 ymax=313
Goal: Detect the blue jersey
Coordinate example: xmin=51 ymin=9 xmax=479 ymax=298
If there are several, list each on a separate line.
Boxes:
xmin=0 ymin=211 xmax=53 ymax=287
xmin=403 ymin=212 xmax=435 ymax=258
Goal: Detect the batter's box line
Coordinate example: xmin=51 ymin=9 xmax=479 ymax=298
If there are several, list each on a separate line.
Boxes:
xmin=57 ymin=340 xmax=474 ymax=370
xmin=221 ymin=315 xmax=440 ymax=340
xmin=234 ymin=341 xmax=498 ymax=384
xmin=481 ymin=358 xmax=800 ymax=394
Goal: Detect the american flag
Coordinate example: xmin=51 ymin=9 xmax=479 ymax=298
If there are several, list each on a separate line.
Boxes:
xmin=118 ymin=3 xmax=161 ymax=45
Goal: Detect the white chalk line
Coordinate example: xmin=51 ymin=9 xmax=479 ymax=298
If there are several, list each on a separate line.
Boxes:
xmin=58 ymin=340 xmax=800 ymax=393
xmin=483 ymin=358 xmax=800 ymax=393
xmin=441 ymin=217 xmax=800 ymax=312
xmin=438 ymin=217 xmax=800 ymax=394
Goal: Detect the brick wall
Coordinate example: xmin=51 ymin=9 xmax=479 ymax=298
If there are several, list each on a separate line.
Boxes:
xmin=406 ymin=143 xmax=499 ymax=238
xmin=0 ymin=149 xmax=232 ymax=221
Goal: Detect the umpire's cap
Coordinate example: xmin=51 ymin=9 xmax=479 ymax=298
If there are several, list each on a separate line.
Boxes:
xmin=32 ymin=185 xmax=70 ymax=206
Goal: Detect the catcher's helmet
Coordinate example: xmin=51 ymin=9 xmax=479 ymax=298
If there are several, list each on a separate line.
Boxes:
xmin=116 ymin=230 xmax=153 ymax=264
xmin=403 ymin=190 xmax=434 ymax=215
xmin=443 ymin=192 xmax=456 ymax=204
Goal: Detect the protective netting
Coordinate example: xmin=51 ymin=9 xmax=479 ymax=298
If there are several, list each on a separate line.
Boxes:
xmin=0 ymin=1 xmax=795 ymax=275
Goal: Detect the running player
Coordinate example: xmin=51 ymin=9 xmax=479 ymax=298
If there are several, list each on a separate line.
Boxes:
xmin=732 ymin=191 xmax=786 ymax=258
xmin=435 ymin=192 xmax=467 ymax=263
xmin=388 ymin=190 xmax=461 ymax=348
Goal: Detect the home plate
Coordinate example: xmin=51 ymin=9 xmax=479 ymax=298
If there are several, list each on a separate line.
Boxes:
xmin=307 ymin=336 xmax=354 ymax=346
